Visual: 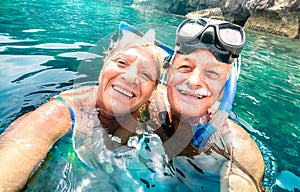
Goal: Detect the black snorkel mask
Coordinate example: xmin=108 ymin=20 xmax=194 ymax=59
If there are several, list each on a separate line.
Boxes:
xmin=175 ymin=18 xmax=245 ymax=64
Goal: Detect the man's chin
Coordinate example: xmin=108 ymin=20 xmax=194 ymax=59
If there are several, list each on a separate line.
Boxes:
xmin=180 ymin=113 xmax=202 ymax=123
xmin=171 ymin=109 xmax=202 ymax=123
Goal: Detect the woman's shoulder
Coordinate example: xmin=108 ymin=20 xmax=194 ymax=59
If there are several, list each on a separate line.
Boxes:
xmin=60 ymin=86 xmax=97 ymax=96
xmin=59 ymin=86 xmax=98 ymax=108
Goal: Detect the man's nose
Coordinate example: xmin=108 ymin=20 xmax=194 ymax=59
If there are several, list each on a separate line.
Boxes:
xmin=188 ymin=68 xmax=203 ymax=87
xmin=121 ymin=64 xmax=139 ymax=84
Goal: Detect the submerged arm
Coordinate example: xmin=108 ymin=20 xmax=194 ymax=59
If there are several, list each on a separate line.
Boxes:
xmin=0 ymin=100 xmax=72 ymax=191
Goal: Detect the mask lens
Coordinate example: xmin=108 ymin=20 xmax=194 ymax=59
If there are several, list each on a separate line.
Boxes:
xmin=219 ymin=28 xmax=243 ymax=46
xmin=178 ymin=21 xmax=205 ymax=37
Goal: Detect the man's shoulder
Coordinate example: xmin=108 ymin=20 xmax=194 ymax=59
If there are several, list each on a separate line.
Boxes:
xmin=227 ymin=120 xmax=254 ymax=143
xmin=226 ymin=119 xmax=265 ymax=180
xmin=226 ymin=119 xmax=262 ymax=158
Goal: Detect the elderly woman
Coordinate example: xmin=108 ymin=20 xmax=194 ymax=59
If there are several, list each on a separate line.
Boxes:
xmin=150 ymin=18 xmax=265 ymax=191
xmin=0 ymin=22 xmax=169 ymax=191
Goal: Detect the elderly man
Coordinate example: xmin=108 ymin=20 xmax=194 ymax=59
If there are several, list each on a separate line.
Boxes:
xmin=150 ymin=18 xmax=265 ymax=192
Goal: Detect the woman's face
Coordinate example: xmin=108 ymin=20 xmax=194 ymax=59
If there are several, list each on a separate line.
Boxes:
xmin=98 ymin=46 xmax=159 ymax=116
xmin=167 ymin=49 xmax=232 ymax=121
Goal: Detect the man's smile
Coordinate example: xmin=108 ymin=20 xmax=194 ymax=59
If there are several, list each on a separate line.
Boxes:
xmin=177 ymin=86 xmax=211 ymax=100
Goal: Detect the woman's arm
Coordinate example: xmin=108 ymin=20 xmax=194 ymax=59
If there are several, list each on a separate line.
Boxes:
xmin=0 ymin=100 xmax=72 ymax=191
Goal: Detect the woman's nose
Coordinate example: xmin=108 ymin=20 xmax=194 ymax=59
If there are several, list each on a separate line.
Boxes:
xmin=121 ymin=64 xmax=139 ymax=84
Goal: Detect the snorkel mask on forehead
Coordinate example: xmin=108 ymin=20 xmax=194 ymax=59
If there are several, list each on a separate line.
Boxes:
xmin=175 ymin=18 xmax=245 ymax=64
xmin=107 ymin=21 xmax=174 ymax=61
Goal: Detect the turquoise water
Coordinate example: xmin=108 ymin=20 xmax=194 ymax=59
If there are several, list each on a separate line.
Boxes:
xmin=0 ymin=0 xmax=299 ymax=191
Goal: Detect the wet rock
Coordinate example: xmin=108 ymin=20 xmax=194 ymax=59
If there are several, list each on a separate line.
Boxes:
xmin=245 ymin=0 xmax=300 ymax=38
xmin=146 ymin=0 xmax=300 ymax=38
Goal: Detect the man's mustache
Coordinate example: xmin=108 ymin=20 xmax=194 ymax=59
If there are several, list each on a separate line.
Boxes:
xmin=175 ymin=84 xmax=211 ymax=99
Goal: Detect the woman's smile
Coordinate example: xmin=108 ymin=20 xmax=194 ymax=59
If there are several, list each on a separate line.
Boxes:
xmin=112 ymin=85 xmax=135 ymax=98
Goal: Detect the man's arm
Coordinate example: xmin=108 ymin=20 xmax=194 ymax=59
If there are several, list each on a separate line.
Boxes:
xmin=220 ymin=120 xmax=265 ymax=192
xmin=0 ymin=100 xmax=71 ymax=191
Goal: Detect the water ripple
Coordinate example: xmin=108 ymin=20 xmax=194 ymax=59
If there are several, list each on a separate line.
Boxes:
xmin=0 ymin=34 xmax=36 ymax=43
xmin=57 ymin=51 xmax=103 ymax=60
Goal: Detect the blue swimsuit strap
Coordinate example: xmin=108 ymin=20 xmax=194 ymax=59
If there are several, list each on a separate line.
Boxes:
xmin=51 ymin=96 xmax=76 ymax=131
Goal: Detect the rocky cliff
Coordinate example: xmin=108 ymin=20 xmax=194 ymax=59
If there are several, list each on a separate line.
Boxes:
xmin=142 ymin=0 xmax=300 ymax=39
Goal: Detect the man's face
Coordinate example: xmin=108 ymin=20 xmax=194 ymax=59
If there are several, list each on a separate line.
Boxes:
xmin=98 ymin=46 xmax=159 ymax=116
xmin=167 ymin=49 xmax=232 ymax=121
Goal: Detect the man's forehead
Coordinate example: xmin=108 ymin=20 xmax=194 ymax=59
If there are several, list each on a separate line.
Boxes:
xmin=174 ymin=49 xmax=218 ymax=64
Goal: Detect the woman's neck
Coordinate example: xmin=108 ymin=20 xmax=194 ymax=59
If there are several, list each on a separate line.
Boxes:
xmin=98 ymin=111 xmax=138 ymax=145
xmin=98 ymin=112 xmax=119 ymax=134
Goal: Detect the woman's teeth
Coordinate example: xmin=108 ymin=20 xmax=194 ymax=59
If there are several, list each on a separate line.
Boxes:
xmin=113 ymin=86 xmax=134 ymax=98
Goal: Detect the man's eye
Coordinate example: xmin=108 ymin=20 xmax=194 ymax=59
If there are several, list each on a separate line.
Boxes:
xmin=140 ymin=71 xmax=153 ymax=80
xmin=177 ymin=65 xmax=192 ymax=73
xmin=205 ymin=70 xmax=220 ymax=79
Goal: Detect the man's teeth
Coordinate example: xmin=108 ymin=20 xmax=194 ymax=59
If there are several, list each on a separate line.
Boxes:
xmin=195 ymin=89 xmax=211 ymax=97
xmin=179 ymin=89 xmax=210 ymax=99
xmin=180 ymin=90 xmax=190 ymax=95
xmin=114 ymin=86 xmax=133 ymax=98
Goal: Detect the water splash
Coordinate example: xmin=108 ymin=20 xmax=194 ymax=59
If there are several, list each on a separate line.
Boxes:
xmin=276 ymin=170 xmax=300 ymax=192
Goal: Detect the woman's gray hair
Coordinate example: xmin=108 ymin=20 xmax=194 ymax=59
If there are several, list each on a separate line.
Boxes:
xmin=103 ymin=29 xmax=169 ymax=80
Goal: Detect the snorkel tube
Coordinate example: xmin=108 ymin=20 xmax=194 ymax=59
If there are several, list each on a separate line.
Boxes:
xmin=191 ymin=58 xmax=239 ymax=148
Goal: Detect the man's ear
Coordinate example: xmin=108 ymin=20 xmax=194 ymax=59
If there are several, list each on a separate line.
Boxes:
xmin=166 ymin=67 xmax=170 ymax=73
xmin=217 ymin=87 xmax=225 ymax=100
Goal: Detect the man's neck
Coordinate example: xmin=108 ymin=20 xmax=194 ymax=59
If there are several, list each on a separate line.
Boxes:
xmin=161 ymin=114 xmax=200 ymax=157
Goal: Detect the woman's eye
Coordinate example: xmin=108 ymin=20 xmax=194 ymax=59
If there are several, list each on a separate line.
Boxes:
xmin=116 ymin=59 xmax=128 ymax=66
xmin=111 ymin=56 xmax=129 ymax=67
xmin=177 ymin=65 xmax=193 ymax=73
xmin=205 ymin=70 xmax=220 ymax=79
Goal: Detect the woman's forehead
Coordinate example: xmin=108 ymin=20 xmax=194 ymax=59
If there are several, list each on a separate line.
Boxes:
xmin=118 ymin=46 xmax=155 ymax=59
xmin=112 ymin=46 xmax=159 ymax=70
